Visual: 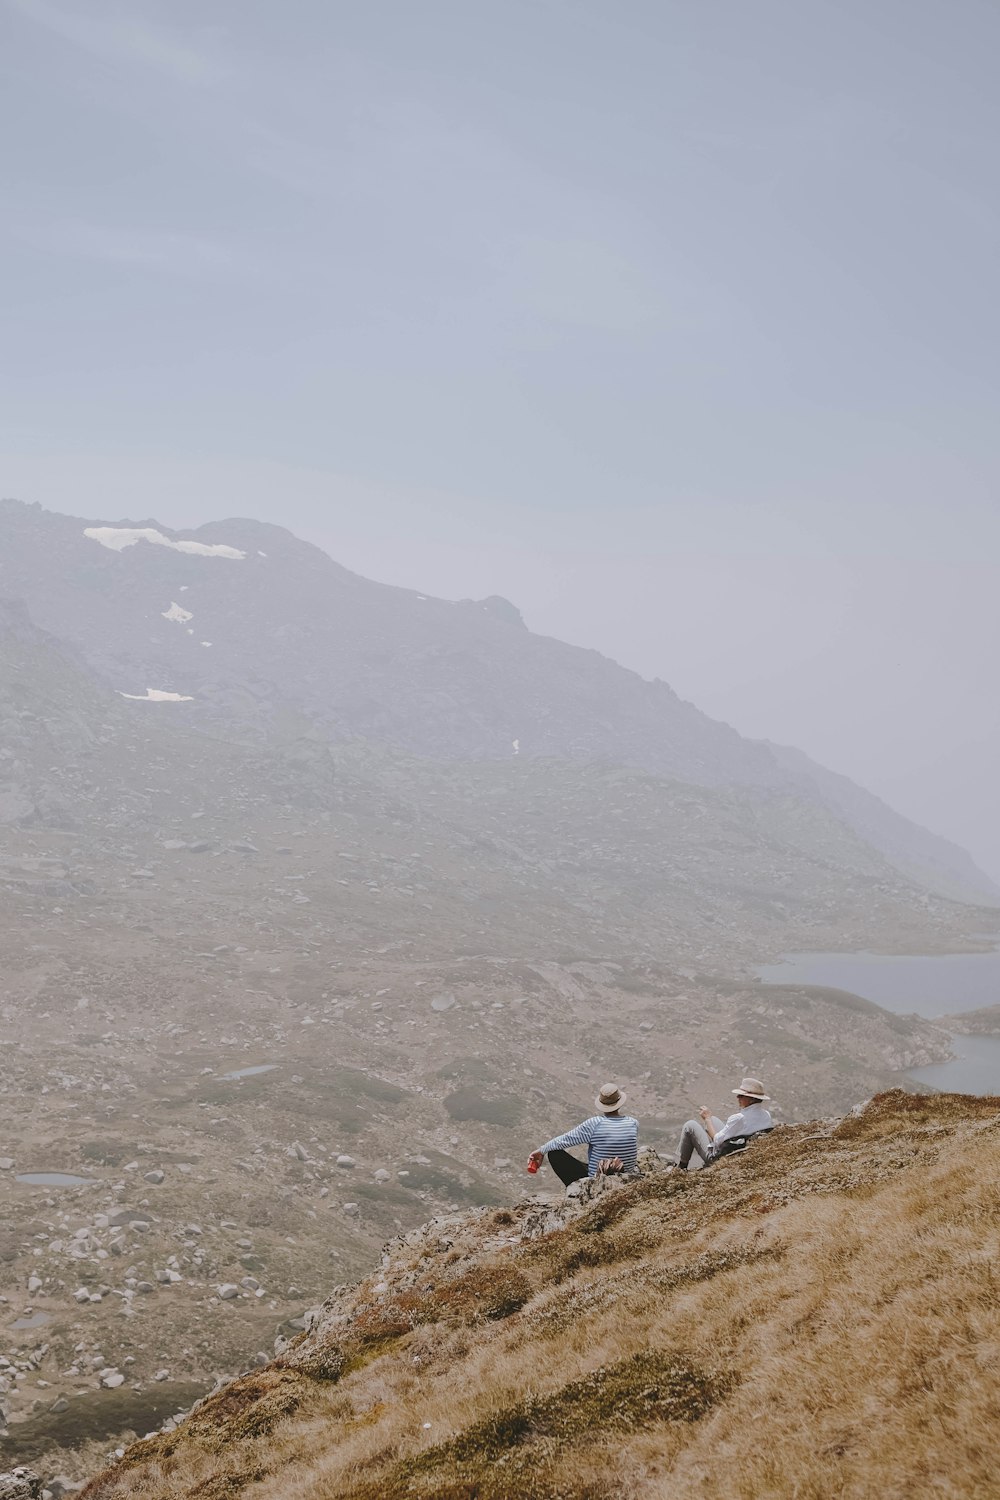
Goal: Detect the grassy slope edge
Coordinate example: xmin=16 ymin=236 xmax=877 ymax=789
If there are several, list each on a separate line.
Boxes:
xmin=79 ymin=1091 xmax=1000 ymax=1500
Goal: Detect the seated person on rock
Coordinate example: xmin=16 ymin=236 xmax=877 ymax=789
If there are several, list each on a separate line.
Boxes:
xmin=675 ymin=1077 xmax=772 ymax=1170
xmin=528 ymin=1083 xmax=638 ymax=1187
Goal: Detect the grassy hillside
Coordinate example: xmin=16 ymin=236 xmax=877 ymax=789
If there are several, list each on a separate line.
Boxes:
xmin=78 ymin=1090 xmax=1000 ymax=1500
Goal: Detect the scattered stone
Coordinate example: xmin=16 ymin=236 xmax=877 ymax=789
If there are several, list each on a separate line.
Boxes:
xmin=142 ymin=1170 xmax=165 ymax=1185
xmin=335 ymin=1155 xmax=355 ymax=1169
xmin=217 ymin=1284 xmax=240 ymax=1300
xmin=342 ymin=1203 xmax=360 ymax=1217
xmin=0 ymin=1160 xmax=13 ymax=1172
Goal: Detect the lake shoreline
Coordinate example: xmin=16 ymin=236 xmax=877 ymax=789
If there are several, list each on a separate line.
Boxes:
xmin=757 ymin=947 xmax=1000 ymax=1094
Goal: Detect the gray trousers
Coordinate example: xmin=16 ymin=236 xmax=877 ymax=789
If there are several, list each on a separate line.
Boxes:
xmin=677 ymin=1116 xmax=724 ymax=1169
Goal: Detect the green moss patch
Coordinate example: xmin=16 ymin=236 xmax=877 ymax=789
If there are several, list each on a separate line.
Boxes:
xmin=444 ymin=1088 xmax=523 ymax=1127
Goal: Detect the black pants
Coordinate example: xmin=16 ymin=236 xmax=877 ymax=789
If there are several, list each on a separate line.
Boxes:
xmin=547 ymin=1149 xmax=590 ymax=1186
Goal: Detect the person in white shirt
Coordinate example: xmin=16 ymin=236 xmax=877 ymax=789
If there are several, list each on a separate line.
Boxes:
xmin=675 ymin=1077 xmax=773 ymax=1170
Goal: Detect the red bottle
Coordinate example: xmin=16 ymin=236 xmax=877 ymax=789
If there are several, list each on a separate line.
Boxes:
xmin=526 ymin=1156 xmax=540 ymax=1174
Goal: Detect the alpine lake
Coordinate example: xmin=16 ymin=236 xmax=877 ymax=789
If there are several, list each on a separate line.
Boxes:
xmin=756 ymin=945 xmax=1000 ymax=1095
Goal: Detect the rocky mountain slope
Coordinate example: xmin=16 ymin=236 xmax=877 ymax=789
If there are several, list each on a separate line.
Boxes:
xmin=1 ymin=496 xmax=996 ymax=1484
xmin=64 ymin=1089 xmax=1000 ymax=1500
xmin=767 ymin=739 xmax=1000 ymax=906
xmin=2 ymin=497 xmax=996 ymax=905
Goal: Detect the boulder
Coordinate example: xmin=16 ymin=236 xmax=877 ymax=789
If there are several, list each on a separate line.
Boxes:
xmin=217 ymin=1284 xmax=240 ymax=1300
xmin=0 ymin=1469 xmax=43 ymax=1499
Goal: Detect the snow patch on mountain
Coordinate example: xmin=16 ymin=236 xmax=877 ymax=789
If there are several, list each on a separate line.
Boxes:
xmin=118 ymin=688 xmax=194 ymax=702
xmin=162 ymin=602 xmax=194 ymax=623
xmin=84 ymin=527 xmax=245 ymax=560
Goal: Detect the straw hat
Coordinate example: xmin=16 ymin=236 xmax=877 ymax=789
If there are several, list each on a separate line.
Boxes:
xmin=595 ymin=1083 xmax=627 ymax=1113
xmin=732 ymin=1077 xmax=770 ymax=1101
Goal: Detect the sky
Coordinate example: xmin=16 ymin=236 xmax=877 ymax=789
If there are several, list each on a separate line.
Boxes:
xmin=3 ymin=0 xmax=1000 ymax=881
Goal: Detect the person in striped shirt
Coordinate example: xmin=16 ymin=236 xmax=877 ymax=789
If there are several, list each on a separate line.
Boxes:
xmin=528 ymin=1083 xmax=639 ymax=1186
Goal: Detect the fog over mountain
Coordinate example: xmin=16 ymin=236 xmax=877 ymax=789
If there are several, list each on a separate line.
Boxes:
xmin=6 ymin=0 xmax=1000 ymax=887
xmin=5 ymin=3 xmax=1000 ymax=1493
xmin=3 ymin=498 xmax=996 ymax=910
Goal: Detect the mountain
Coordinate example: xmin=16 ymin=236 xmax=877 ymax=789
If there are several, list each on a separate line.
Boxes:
xmin=69 ymin=1089 xmax=1000 ymax=1500
xmin=0 ymin=496 xmax=995 ymax=1485
xmin=2 ymin=497 xmax=996 ymax=909
xmin=766 ymin=740 xmax=1000 ymax=906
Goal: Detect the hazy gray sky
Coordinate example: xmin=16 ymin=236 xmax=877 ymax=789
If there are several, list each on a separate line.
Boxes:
xmin=3 ymin=0 xmax=999 ymax=880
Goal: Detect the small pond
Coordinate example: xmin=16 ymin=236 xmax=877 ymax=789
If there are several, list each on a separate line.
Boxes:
xmin=757 ymin=948 xmax=1000 ymax=1094
xmin=10 ymin=1311 xmax=52 ymax=1330
xmin=219 ymin=1063 xmax=279 ymax=1081
xmin=15 ymin=1172 xmax=97 ymax=1187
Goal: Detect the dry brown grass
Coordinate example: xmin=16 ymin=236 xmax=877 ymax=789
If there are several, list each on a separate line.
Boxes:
xmin=79 ymin=1092 xmax=1000 ymax=1500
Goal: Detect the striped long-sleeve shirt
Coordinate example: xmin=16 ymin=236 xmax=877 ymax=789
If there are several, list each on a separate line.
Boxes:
xmin=539 ymin=1115 xmax=639 ymax=1177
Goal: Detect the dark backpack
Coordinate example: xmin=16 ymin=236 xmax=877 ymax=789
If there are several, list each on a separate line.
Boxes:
xmin=709 ymin=1126 xmax=774 ymax=1163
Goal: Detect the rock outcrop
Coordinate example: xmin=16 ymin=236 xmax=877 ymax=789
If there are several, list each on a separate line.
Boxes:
xmin=0 ymin=1470 xmax=42 ymax=1500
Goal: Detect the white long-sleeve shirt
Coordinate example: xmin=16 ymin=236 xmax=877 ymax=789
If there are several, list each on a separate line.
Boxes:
xmin=712 ymin=1101 xmax=772 ymax=1149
